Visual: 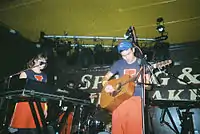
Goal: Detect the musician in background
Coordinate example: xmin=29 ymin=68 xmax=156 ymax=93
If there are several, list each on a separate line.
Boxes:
xmin=9 ymin=53 xmax=48 ymax=134
xmin=102 ymin=41 xmax=151 ymax=134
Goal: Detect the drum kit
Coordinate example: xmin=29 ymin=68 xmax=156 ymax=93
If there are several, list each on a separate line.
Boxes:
xmin=68 ymin=106 xmax=111 ymax=134
xmin=47 ymin=99 xmax=112 ymax=134
xmin=52 ymin=83 xmax=112 ymax=134
xmin=86 ymin=112 xmax=111 ymax=134
xmin=87 ymin=121 xmax=111 ymax=134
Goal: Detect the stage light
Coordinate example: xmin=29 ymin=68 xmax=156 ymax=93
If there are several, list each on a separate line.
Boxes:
xmin=155 ymin=17 xmax=168 ymax=42
xmin=157 ymin=25 xmax=165 ymax=33
xmin=156 ymin=17 xmax=165 ymax=35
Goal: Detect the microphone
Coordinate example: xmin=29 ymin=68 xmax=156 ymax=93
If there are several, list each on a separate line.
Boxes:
xmin=137 ymin=55 xmax=149 ymax=66
xmin=155 ymin=35 xmax=168 ymax=41
xmin=124 ymin=26 xmax=134 ymax=40
xmin=137 ymin=57 xmax=162 ymax=87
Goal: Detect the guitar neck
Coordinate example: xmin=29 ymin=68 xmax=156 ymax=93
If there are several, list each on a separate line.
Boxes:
xmin=116 ymin=60 xmax=172 ymax=89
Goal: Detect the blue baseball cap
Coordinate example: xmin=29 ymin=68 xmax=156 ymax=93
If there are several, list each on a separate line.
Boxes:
xmin=117 ymin=41 xmax=133 ymax=53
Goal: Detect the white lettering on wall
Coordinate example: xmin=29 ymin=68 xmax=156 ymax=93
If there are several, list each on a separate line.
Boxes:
xmin=178 ymin=67 xmax=200 ymax=85
xmin=80 ymin=74 xmax=92 ymax=90
xmin=90 ymin=93 xmax=97 ymax=103
xmin=152 ymin=90 xmax=162 ymax=99
xmin=189 ymin=89 xmax=197 ymax=100
xmin=92 ymin=76 xmax=104 ymax=89
xmin=168 ymin=89 xmax=184 ymax=100
xmin=97 ymin=93 xmax=101 ymax=105
xmin=153 ymin=71 xmax=170 ymax=85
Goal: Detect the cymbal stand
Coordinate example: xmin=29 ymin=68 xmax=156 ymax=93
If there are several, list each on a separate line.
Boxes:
xmin=71 ymin=104 xmax=85 ymax=134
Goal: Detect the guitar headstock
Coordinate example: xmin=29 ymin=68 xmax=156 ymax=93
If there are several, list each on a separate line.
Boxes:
xmin=153 ymin=60 xmax=172 ymax=69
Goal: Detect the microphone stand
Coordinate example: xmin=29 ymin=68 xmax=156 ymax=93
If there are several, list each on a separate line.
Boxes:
xmin=141 ymin=59 xmax=147 ymax=134
xmin=1 ymin=63 xmax=46 ymax=90
xmin=133 ymin=45 xmax=164 ymax=134
xmin=139 ymin=57 xmax=162 ymax=134
xmin=125 ymin=26 xmax=160 ymax=134
xmin=139 ymin=63 xmax=146 ymax=134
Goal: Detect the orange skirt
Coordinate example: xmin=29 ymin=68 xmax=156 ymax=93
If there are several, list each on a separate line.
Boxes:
xmin=10 ymin=102 xmax=46 ymax=129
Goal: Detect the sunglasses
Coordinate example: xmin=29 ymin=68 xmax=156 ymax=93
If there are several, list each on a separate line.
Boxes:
xmin=39 ymin=61 xmax=47 ymax=65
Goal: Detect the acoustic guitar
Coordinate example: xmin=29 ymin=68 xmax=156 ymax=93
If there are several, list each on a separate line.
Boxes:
xmin=100 ymin=60 xmax=172 ymax=112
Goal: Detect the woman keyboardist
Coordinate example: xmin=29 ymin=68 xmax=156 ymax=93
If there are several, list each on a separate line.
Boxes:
xmin=9 ymin=53 xmax=48 ymax=134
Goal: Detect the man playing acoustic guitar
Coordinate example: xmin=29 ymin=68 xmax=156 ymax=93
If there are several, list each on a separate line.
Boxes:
xmin=101 ymin=41 xmax=151 ymax=134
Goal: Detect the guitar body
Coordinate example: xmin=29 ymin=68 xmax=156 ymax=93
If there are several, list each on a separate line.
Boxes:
xmin=100 ymin=75 xmax=135 ymax=112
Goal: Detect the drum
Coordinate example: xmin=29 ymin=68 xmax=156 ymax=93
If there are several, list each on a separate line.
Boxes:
xmin=97 ymin=121 xmax=111 ymax=134
xmin=97 ymin=132 xmax=110 ymax=134
xmin=87 ymin=119 xmax=106 ymax=134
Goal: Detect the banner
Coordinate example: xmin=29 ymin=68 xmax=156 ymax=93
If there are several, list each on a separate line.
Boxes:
xmin=56 ymin=41 xmax=200 ymax=104
xmin=53 ymin=41 xmax=200 ymax=133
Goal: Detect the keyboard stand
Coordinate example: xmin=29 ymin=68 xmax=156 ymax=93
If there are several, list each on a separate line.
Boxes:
xmin=160 ymin=108 xmax=179 ymax=134
xmin=22 ymin=97 xmax=49 ymax=134
xmin=177 ymin=108 xmax=195 ymax=134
